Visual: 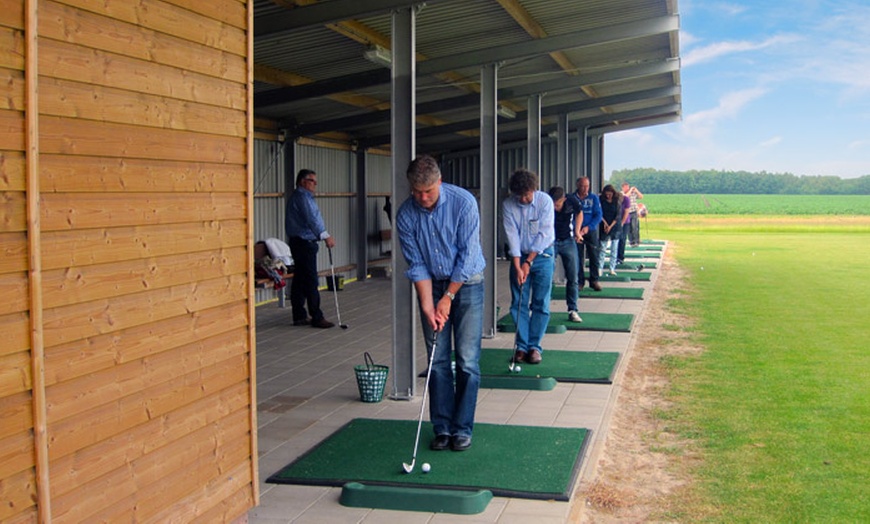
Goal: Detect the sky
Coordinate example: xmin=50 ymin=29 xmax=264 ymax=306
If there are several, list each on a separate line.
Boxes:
xmin=604 ymin=0 xmax=870 ymax=179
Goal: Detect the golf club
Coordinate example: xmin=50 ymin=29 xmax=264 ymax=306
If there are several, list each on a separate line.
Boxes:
xmin=509 ymin=279 xmax=525 ymax=373
xmin=327 ymin=247 xmax=348 ymax=329
xmin=402 ymin=330 xmax=440 ymax=474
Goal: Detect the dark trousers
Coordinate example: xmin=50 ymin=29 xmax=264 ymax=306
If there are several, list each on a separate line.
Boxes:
xmin=629 ymin=211 xmax=640 ymax=246
xmin=287 ymin=237 xmax=324 ymax=322
xmin=576 ymin=227 xmax=600 ymax=287
xmin=618 ymin=221 xmax=631 ymax=263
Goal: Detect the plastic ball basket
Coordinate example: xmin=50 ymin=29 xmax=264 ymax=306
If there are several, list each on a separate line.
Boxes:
xmin=354 ymin=352 xmax=389 ymax=403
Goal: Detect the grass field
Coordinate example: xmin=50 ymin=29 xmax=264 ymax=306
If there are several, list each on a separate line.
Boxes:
xmin=641 ymin=194 xmax=870 ymax=215
xmin=646 ymin=215 xmax=870 ymax=522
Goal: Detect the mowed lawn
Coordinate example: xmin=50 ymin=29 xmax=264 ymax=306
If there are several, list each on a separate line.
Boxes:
xmin=648 ymin=219 xmax=870 ymax=522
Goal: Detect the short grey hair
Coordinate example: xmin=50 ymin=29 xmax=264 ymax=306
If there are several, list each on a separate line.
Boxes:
xmin=406 ymin=155 xmax=442 ymax=187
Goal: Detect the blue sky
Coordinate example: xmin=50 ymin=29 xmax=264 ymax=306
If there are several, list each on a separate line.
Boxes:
xmin=604 ymin=0 xmax=870 ymax=179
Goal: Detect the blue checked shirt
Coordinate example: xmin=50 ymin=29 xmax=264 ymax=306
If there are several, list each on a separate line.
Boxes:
xmin=285 ymin=186 xmax=330 ymax=241
xmin=396 ymin=183 xmax=486 ymax=283
xmin=503 ymin=190 xmax=555 ymax=258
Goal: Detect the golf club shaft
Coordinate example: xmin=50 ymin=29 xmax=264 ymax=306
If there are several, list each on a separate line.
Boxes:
xmin=408 ymin=330 xmax=439 ymax=468
xmin=328 ymin=247 xmax=345 ymax=327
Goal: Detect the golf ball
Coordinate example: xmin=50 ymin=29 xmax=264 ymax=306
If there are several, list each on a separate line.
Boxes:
xmin=422 ymin=463 xmax=431 ymax=473
xmin=514 ymin=365 xmax=522 ymax=373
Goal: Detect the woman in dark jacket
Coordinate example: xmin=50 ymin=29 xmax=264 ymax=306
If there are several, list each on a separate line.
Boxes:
xmin=598 ymin=184 xmax=624 ymax=276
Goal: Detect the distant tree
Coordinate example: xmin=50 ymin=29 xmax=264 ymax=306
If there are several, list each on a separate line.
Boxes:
xmin=608 ymin=168 xmax=869 ymax=195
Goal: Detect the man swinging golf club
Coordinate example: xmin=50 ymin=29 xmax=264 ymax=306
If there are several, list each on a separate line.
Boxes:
xmin=396 ymin=154 xmax=486 ymax=453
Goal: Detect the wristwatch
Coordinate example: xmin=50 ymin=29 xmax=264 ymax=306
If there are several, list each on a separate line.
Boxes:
xmin=523 ymin=259 xmax=534 ymax=267
xmin=445 ymin=291 xmax=456 ymax=301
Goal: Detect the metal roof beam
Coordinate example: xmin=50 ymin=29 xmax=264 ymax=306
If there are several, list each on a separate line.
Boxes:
xmin=416 ymin=103 xmax=680 ymax=153
xmin=357 ymin=86 xmax=679 ymax=147
xmin=541 ymin=85 xmax=679 ymax=116
xmin=588 ymin=114 xmax=682 ymax=135
xmin=255 ymin=69 xmax=392 ymax=108
xmin=256 ymin=18 xmax=678 ymax=107
xmin=417 ymin=15 xmax=679 ymax=76
xmin=290 ymin=61 xmax=679 ymax=136
xmin=256 ymin=0 xmax=451 ymax=37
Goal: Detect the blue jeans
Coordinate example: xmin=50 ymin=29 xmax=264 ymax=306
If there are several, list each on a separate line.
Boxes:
xmin=554 ymin=239 xmax=579 ymax=312
xmin=509 ymin=248 xmax=554 ymax=354
xmin=598 ymin=226 xmax=622 ymax=273
xmin=421 ymin=274 xmax=484 ymax=439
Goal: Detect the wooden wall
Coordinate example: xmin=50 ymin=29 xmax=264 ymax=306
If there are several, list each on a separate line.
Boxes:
xmin=0 ymin=0 xmax=257 ymax=522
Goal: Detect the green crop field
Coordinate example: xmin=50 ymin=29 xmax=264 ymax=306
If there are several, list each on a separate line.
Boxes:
xmin=640 ymin=194 xmax=870 ymax=215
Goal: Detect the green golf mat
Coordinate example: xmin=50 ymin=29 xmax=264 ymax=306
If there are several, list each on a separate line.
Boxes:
xmin=622 ymin=252 xmax=661 ymax=259
xmin=267 ymin=418 xmax=589 ymax=501
xmin=640 ymin=239 xmax=666 ymax=245
xmin=584 ymin=261 xmax=656 ymax=270
xmin=550 ymin=285 xmax=644 ymax=300
xmin=584 ymin=271 xmax=652 ymax=282
xmin=498 ymin=311 xmax=634 ymax=332
xmin=626 ymin=245 xmax=662 ymax=251
xmin=480 ymin=348 xmax=619 ymax=384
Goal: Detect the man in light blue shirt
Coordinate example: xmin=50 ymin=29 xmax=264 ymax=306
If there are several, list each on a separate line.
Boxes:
xmin=396 ymin=155 xmax=486 ymax=452
xmin=285 ymin=169 xmax=336 ymax=328
xmin=503 ymin=169 xmax=555 ymax=365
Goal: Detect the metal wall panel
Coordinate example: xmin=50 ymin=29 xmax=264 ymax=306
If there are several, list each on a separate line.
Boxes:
xmin=253 ymin=143 xmax=398 ymax=303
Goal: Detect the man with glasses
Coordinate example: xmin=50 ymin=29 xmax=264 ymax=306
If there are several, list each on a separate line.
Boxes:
xmin=285 ymin=169 xmax=336 ymax=328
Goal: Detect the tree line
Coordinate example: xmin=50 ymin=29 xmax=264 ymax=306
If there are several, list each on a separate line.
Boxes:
xmin=608 ymin=168 xmax=870 ymax=195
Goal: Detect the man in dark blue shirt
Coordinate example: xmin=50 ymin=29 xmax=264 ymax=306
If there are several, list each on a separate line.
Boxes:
xmin=285 ymin=169 xmax=336 ymax=328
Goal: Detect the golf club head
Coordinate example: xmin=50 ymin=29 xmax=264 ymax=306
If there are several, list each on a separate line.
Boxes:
xmin=340 ymin=323 xmax=348 ymax=329
xmin=402 ymin=461 xmax=414 ymax=473
xmin=637 ymin=264 xmax=644 ymax=272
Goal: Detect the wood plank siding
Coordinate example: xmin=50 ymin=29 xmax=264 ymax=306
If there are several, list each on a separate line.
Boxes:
xmin=0 ymin=0 xmax=257 ymax=522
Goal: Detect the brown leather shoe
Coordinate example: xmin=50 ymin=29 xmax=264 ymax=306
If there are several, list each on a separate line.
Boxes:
xmin=591 ymin=281 xmax=602 ymax=291
xmin=513 ymin=350 xmax=526 ymax=363
xmin=310 ymin=318 xmax=335 ymax=329
xmin=526 ymin=349 xmax=542 ymax=364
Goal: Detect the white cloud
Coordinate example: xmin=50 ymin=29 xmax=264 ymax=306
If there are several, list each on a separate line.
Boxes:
xmin=848 ymin=139 xmax=870 ymax=150
xmin=682 ymin=34 xmax=799 ymax=67
xmin=760 ymin=136 xmax=782 ymax=147
xmin=682 ymin=87 xmax=768 ymax=139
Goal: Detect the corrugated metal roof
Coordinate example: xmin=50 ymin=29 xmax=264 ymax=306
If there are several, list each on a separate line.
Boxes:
xmin=254 ymin=0 xmax=681 ymax=151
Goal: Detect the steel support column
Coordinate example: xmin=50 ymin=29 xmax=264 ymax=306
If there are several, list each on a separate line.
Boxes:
xmin=355 ymin=149 xmax=369 ymax=281
xmin=480 ymin=63 xmax=498 ymax=338
xmin=390 ymin=7 xmax=417 ymax=399
xmin=527 ymin=94 xmax=542 ymax=176
xmin=557 ymin=113 xmax=569 ymax=188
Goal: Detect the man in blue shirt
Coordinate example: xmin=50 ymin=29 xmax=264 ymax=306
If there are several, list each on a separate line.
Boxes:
xmin=285 ymin=169 xmax=336 ymax=328
xmin=396 ymin=155 xmax=486 ymax=452
xmin=572 ymin=176 xmax=603 ymax=292
xmin=503 ymin=169 xmax=555 ymax=365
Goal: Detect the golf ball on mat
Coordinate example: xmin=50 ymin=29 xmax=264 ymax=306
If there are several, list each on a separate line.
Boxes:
xmin=514 ymin=365 xmax=522 ymax=372
xmin=422 ymin=463 xmax=431 ymax=473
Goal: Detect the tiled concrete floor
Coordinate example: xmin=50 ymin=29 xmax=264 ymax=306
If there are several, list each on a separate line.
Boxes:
xmin=248 ymin=251 xmax=663 ymax=523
